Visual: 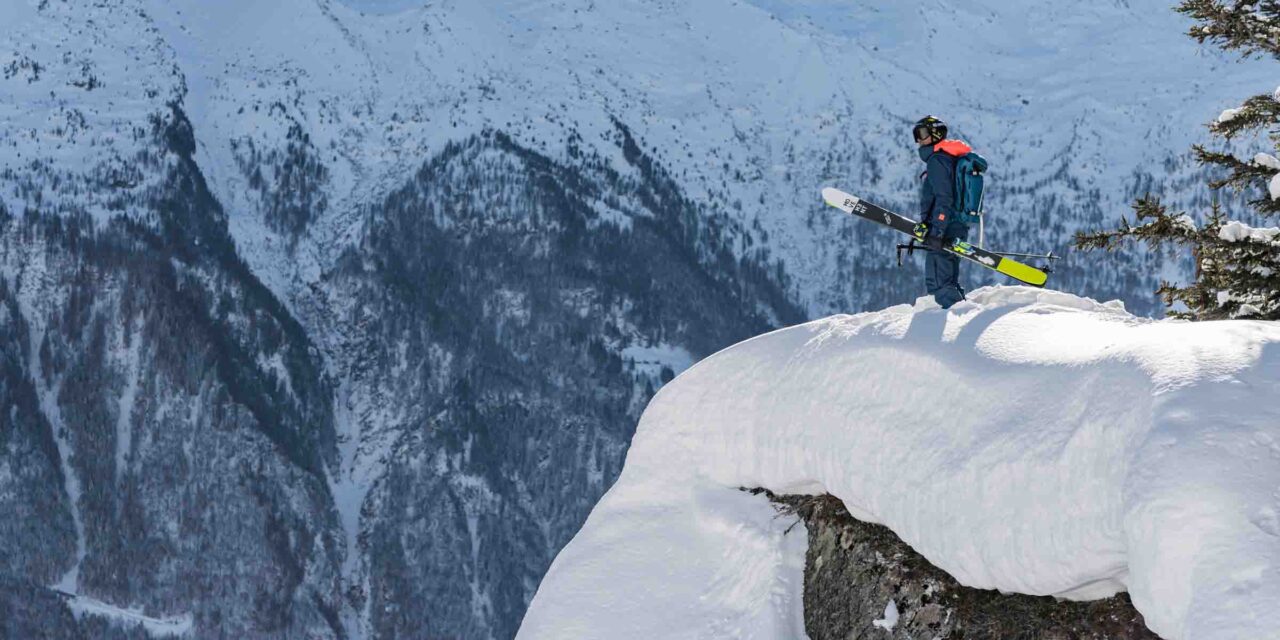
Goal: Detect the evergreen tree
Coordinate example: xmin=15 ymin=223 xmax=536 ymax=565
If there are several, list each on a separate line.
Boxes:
xmin=1076 ymin=0 xmax=1280 ymax=319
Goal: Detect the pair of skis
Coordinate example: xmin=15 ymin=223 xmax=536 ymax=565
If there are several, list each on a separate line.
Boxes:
xmin=821 ymin=187 xmax=1051 ymax=287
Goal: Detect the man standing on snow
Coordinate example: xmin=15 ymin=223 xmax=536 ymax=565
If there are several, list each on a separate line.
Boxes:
xmin=912 ymin=115 xmax=971 ymax=309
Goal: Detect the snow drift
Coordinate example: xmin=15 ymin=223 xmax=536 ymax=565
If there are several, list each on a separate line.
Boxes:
xmin=518 ymin=287 xmax=1280 ymax=640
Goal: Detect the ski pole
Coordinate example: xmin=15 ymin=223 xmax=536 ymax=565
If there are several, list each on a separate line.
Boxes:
xmin=895 ymin=242 xmax=919 ymax=267
xmin=985 ymin=250 xmax=1060 ymax=261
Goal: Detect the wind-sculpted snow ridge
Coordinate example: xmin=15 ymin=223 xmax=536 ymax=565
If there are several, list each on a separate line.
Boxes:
xmin=519 ymin=286 xmax=1280 ymax=640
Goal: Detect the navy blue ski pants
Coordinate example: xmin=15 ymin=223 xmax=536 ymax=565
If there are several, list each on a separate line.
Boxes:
xmin=924 ymin=224 xmax=968 ymax=309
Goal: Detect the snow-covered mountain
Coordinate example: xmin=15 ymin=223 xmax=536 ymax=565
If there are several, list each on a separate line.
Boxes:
xmin=0 ymin=0 xmax=1274 ymax=637
xmin=6 ymin=0 xmax=1273 ymax=312
xmin=521 ymin=287 xmax=1280 ymax=640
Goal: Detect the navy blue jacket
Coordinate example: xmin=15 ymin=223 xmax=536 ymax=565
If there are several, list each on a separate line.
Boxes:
xmin=917 ymin=140 xmax=971 ymax=239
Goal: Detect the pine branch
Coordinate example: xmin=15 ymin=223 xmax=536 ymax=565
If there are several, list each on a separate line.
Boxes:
xmin=1073 ymin=215 xmax=1133 ymax=252
xmin=1209 ymin=93 xmax=1280 ymax=139
xmin=1178 ymin=0 xmax=1280 ymax=59
xmin=1073 ymin=196 xmax=1199 ymax=252
xmin=1193 ymin=146 xmax=1280 ymax=216
xmin=1194 ymin=212 xmax=1280 ymax=319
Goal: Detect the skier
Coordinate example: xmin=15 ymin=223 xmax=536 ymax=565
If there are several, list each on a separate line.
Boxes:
xmin=823 ymin=126 xmax=1047 ymax=289
xmin=912 ymin=115 xmax=971 ymax=309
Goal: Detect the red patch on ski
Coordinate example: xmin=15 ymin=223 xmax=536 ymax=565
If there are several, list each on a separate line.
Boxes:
xmin=933 ymin=139 xmax=973 ymax=157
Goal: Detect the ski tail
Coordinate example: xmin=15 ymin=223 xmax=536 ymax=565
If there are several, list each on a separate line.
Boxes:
xmin=995 ymin=258 xmax=1048 ymax=287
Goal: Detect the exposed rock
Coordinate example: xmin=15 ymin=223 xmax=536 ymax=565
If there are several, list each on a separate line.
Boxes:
xmin=767 ymin=492 xmax=1161 ymax=640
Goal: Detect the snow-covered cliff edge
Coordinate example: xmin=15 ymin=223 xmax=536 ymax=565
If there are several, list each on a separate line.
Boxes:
xmin=519 ymin=287 xmax=1280 ymax=640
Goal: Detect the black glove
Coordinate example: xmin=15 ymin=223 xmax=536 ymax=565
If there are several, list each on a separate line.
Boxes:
xmin=924 ymin=234 xmax=944 ymax=251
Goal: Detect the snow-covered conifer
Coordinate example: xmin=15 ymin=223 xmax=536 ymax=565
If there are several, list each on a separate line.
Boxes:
xmin=1178 ymin=0 xmax=1280 ymax=60
xmin=1076 ymin=1 xmax=1280 ymax=319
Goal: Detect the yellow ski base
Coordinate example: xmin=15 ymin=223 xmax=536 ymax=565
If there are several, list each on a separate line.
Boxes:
xmin=996 ymin=257 xmax=1048 ymax=287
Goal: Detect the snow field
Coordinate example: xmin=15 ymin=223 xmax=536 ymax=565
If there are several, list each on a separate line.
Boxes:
xmin=67 ymin=594 xmax=193 ymax=637
xmin=520 ymin=286 xmax=1280 ymax=640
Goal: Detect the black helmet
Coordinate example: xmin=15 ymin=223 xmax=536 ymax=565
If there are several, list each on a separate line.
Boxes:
xmin=912 ymin=116 xmax=947 ymax=143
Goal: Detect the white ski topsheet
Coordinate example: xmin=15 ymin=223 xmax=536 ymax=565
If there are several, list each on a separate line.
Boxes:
xmin=520 ymin=286 xmax=1280 ymax=640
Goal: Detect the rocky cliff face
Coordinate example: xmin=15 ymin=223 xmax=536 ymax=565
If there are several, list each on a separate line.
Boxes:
xmin=770 ymin=492 xmax=1160 ymax=640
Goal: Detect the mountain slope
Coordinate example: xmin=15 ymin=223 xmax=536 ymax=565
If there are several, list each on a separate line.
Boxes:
xmin=0 ymin=105 xmax=346 ymax=637
xmin=322 ymin=128 xmax=803 ymax=638
xmin=12 ymin=0 xmax=1263 ymax=316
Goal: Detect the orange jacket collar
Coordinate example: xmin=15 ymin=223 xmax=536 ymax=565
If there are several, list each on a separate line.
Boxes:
xmin=933 ymin=139 xmax=973 ymax=156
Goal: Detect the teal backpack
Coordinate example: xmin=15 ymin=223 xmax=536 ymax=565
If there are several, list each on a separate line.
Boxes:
xmin=954 ymin=152 xmax=987 ymax=226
